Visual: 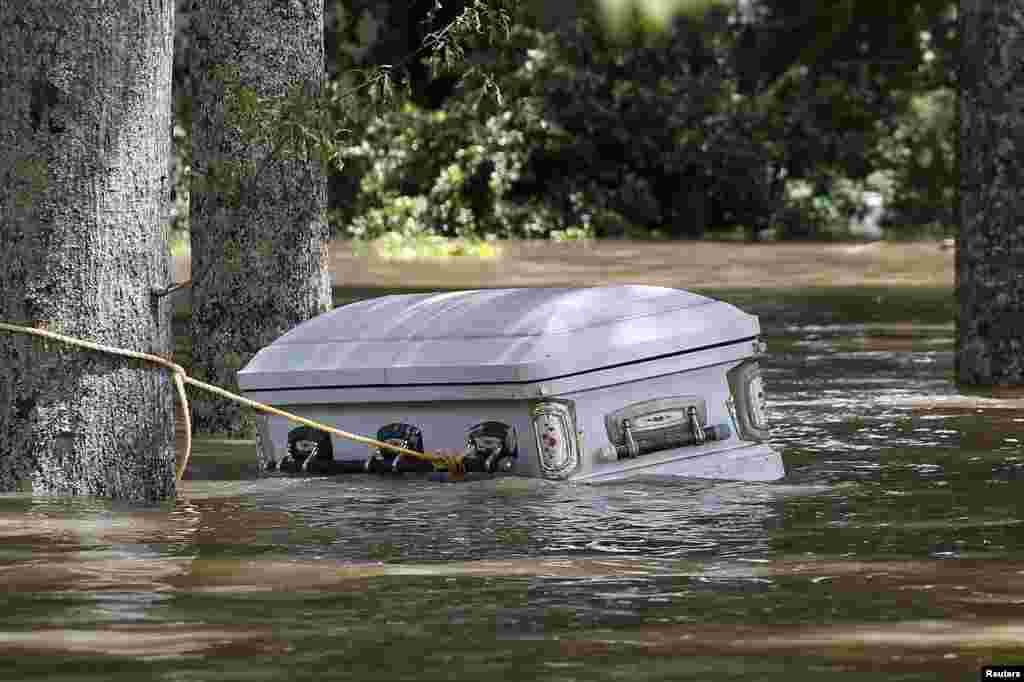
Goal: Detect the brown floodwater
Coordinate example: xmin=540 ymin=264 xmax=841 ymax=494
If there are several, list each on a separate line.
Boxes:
xmin=175 ymin=239 xmax=956 ymax=290
xmin=6 ymin=260 xmax=1024 ymax=681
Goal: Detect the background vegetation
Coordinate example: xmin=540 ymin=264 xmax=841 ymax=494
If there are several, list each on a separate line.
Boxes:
xmin=170 ymin=0 xmax=957 ymax=246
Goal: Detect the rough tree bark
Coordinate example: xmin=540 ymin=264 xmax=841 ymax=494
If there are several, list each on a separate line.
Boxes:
xmin=958 ymin=0 xmax=1024 ymax=385
xmin=190 ymin=0 xmax=332 ymax=436
xmin=0 ymin=1 xmax=177 ymax=500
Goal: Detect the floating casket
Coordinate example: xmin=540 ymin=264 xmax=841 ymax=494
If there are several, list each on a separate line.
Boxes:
xmin=237 ymin=286 xmax=783 ymax=482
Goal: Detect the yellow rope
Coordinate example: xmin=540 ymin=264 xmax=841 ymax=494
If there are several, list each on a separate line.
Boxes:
xmin=0 ymin=322 xmax=465 ymax=481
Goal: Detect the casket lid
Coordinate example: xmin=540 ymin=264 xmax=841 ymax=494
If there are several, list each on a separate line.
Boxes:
xmin=237 ymin=286 xmax=759 ymax=391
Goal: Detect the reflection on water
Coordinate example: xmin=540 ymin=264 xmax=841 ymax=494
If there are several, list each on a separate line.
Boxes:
xmin=2 ymin=288 xmax=1024 ymax=681
xmin=0 ymin=624 xmax=284 ymax=660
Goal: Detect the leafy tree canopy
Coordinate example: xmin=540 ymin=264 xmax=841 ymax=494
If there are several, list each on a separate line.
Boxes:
xmin=172 ymin=0 xmax=957 ymax=242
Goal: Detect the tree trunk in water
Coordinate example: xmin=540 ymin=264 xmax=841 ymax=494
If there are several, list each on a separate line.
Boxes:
xmin=0 ymin=1 xmax=177 ymax=500
xmin=958 ymin=0 xmax=1024 ymax=386
xmin=190 ymin=0 xmax=331 ymax=436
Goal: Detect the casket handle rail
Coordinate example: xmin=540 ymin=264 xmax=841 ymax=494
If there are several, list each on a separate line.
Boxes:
xmin=608 ymin=398 xmax=730 ymax=460
xmin=613 ymin=419 xmax=729 ymax=459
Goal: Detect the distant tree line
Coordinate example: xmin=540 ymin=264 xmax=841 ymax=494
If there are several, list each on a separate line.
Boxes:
xmin=168 ymin=0 xmax=956 ymax=243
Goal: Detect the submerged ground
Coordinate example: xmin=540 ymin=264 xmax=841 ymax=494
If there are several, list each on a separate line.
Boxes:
xmin=5 ymin=240 xmax=1023 ymax=681
xmin=178 ymin=238 xmax=956 ymax=290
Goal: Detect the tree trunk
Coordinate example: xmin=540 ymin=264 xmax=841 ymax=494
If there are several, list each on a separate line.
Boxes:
xmin=190 ymin=0 xmax=332 ymax=436
xmin=957 ymin=0 xmax=1024 ymax=385
xmin=0 ymin=0 xmax=177 ymax=500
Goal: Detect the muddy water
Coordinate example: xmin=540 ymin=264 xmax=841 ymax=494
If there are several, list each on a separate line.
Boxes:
xmin=4 ymin=286 xmax=1024 ymax=681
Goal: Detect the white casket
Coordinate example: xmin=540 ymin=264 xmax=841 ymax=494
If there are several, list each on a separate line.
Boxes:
xmin=237 ymin=286 xmax=783 ymax=482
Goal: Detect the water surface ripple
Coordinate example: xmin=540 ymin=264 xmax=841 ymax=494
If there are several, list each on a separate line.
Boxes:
xmin=2 ymin=289 xmax=1023 ymax=681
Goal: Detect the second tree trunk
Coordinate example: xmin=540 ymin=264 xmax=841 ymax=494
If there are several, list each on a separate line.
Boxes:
xmin=189 ymin=0 xmax=332 ymax=435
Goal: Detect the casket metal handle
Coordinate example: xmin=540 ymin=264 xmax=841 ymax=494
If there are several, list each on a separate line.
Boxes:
xmin=606 ymin=397 xmax=729 ymax=460
xmin=465 ymin=421 xmax=518 ymax=473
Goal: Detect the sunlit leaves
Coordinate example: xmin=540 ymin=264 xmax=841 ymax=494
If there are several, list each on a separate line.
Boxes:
xmin=597 ymin=0 xmax=728 ymax=39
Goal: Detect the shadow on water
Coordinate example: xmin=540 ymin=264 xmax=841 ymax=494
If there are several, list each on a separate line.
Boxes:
xmin=6 ymin=285 xmax=1024 ymax=681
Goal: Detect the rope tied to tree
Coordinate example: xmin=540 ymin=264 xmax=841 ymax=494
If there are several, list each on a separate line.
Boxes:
xmin=0 ymin=322 xmax=466 ymax=483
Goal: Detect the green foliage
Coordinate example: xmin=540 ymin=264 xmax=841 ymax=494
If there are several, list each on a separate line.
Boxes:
xmin=597 ymin=0 xmax=729 ymax=39
xmin=331 ymin=13 xmax=791 ymax=241
xmin=334 ymin=85 xmax=597 ymax=240
xmin=169 ymin=227 xmax=189 ymax=258
xmin=881 ymin=88 xmax=956 ymax=230
xmin=170 ymin=121 xmax=190 ymax=238
xmin=369 ymin=231 xmax=501 ymax=259
xmin=732 ymin=0 xmax=957 ymax=235
xmin=208 ymin=62 xmax=345 ymax=169
xmin=169 ymin=0 xmax=956 ymax=243
xmin=329 ymin=1 xmax=957 ymax=242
